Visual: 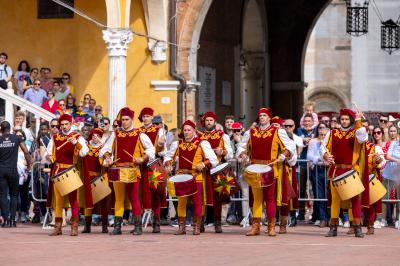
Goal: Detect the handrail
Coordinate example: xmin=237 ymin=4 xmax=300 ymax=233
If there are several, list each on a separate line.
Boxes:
xmin=0 ymin=87 xmax=56 ymax=121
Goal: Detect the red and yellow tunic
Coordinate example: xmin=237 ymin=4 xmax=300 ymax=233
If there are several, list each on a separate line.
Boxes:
xmin=325 ymin=124 xmax=363 ymax=179
xmin=199 ymin=130 xmax=225 ymax=161
xmin=81 ymin=144 xmax=102 ymax=209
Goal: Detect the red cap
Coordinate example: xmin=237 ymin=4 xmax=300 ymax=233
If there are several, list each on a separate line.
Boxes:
xmin=339 ymin=108 xmax=356 ymax=119
xmin=231 ymin=122 xmax=242 ymax=130
xmin=178 ymin=120 xmax=197 ymax=138
xmin=138 ymin=107 xmax=154 ymax=122
xmin=271 ymin=116 xmax=284 ymax=126
xmin=201 ymin=111 xmax=218 ymax=127
xmin=59 ymin=113 xmax=72 ymax=123
xmin=258 ymin=107 xmax=272 ymax=118
xmin=116 ymin=107 xmax=134 ymax=126
xmin=89 ymin=128 xmax=104 ymax=140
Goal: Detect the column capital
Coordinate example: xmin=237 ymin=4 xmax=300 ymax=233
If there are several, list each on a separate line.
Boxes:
xmin=102 ymin=28 xmax=133 ymax=57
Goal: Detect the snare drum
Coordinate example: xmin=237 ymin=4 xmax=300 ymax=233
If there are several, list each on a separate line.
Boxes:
xmin=91 ymin=176 xmax=112 ymax=204
xmin=369 ymin=174 xmax=387 ymax=205
xmin=147 ymin=158 xmax=167 ymax=191
xmin=167 ymin=174 xmax=197 ymax=197
xmin=52 ymin=167 xmax=83 ymax=196
xmin=210 ymin=163 xmax=239 ymax=196
xmin=108 ymin=167 xmax=139 ymax=183
xmin=332 ymin=169 xmax=364 ymax=200
xmin=244 ymin=164 xmax=274 ymax=188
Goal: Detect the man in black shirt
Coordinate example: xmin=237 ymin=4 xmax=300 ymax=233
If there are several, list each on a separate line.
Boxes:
xmin=0 ymin=121 xmax=31 ymax=227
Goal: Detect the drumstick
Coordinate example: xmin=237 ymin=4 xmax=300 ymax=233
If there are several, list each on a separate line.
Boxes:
xmin=352 ymin=102 xmax=366 ymax=119
xmin=40 ymin=138 xmax=51 ymax=154
xmin=123 ymin=149 xmax=135 ymax=160
xmin=93 ymin=134 xmax=104 ymax=145
xmin=266 ymin=159 xmax=279 ymax=166
xmin=180 ymin=155 xmax=193 ymax=165
xmin=56 ymin=133 xmax=80 ymax=150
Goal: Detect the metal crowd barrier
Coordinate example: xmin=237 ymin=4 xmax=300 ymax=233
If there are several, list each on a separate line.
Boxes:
xmin=30 ymin=161 xmax=52 ymax=229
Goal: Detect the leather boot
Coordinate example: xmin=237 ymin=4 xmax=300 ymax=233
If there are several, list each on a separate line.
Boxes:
xmin=214 ymin=219 xmax=223 ymax=233
xmin=366 ymin=221 xmax=374 ymax=235
xmin=267 ymin=217 xmax=277 ymax=236
xmin=326 ymin=218 xmax=338 ymax=237
xmin=110 ymin=216 xmax=122 ymax=235
xmin=246 ymin=218 xmax=260 ymax=236
xmin=193 ymin=216 xmax=201 ymax=235
xmin=132 ymin=216 xmax=142 ymax=235
xmin=1 ymin=217 xmax=10 ymax=228
xmin=81 ymin=216 xmax=92 ymax=233
xmin=279 ymin=216 xmax=288 ymax=234
xmin=347 ymin=222 xmax=355 ymax=235
xmin=175 ymin=217 xmax=186 ymax=235
xmin=152 ymin=215 xmax=161 ymax=233
xmin=200 ymin=217 xmax=205 ymax=233
xmin=70 ymin=216 xmax=79 ymax=236
xmin=101 ymin=216 xmax=108 ymax=233
xmin=49 ymin=217 xmax=63 ymax=236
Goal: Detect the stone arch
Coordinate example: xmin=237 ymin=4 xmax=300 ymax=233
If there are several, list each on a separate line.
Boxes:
xmin=306 ymin=87 xmax=347 ymax=112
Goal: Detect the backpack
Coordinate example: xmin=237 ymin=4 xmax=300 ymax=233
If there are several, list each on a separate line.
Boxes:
xmin=0 ymin=64 xmax=9 ymax=89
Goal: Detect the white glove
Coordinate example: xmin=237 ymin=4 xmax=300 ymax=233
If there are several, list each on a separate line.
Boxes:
xmin=278 ymin=153 xmax=286 ymax=162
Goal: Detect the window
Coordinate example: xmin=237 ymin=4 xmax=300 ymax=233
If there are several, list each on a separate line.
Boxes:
xmin=38 ymin=0 xmax=74 ymax=19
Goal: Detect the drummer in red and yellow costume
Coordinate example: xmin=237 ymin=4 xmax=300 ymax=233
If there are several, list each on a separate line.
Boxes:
xmin=81 ymin=128 xmax=110 ymax=234
xmin=164 ymin=120 xmax=218 ymax=235
xmin=321 ymin=108 xmax=367 ymax=237
xmin=361 ymin=141 xmax=385 ymax=235
xmin=100 ymin=107 xmax=155 ymax=235
xmin=138 ymin=107 xmax=167 ymax=233
xmin=199 ymin=111 xmax=233 ymax=233
xmin=45 ymin=113 xmax=89 ymax=236
xmin=236 ymin=108 xmax=296 ymax=236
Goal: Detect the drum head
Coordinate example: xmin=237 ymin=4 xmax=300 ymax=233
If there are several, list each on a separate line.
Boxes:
xmin=333 ymin=169 xmax=356 ymax=181
xmin=147 ymin=158 xmax=161 ymax=167
xmin=91 ymin=175 xmax=103 ymax=183
xmin=169 ymin=174 xmax=193 ymax=182
xmin=210 ymin=163 xmax=230 ymax=175
xmin=53 ymin=166 xmax=76 ymax=178
xmin=246 ymin=164 xmax=272 ymax=174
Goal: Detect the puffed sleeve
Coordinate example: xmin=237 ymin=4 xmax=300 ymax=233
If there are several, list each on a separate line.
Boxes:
xmin=320 ymin=130 xmax=331 ymax=157
xmin=235 ymin=130 xmax=250 ymax=157
xmin=99 ymin=132 xmax=115 ymax=158
xmin=355 ymin=127 xmax=368 ymax=144
xmin=77 ymin=136 xmax=89 ymax=157
xmin=278 ymin=128 xmax=296 ymax=161
xmin=200 ymin=140 xmax=219 ymax=168
xmin=163 ymin=140 xmax=178 ymax=164
xmin=222 ymin=133 xmax=233 ymax=160
xmin=139 ymin=133 xmax=155 ymax=161
xmin=45 ymin=137 xmax=54 ymax=158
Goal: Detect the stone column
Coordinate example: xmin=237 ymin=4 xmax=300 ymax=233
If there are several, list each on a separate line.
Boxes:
xmin=102 ymin=28 xmax=133 ymax=120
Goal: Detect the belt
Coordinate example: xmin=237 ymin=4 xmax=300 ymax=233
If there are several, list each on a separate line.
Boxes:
xmin=89 ymin=171 xmax=101 ymax=177
xmin=55 ymin=163 xmax=73 ymax=169
xmin=335 ymin=164 xmax=353 ymax=169
xmin=115 ymin=162 xmax=136 ymax=167
xmin=251 ymin=159 xmax=274 ymax=165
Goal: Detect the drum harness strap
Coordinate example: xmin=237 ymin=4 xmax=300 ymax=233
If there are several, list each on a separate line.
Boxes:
xmin=55 ymin=163 xmax=74 ymax=169
xmin=332 ymin=164 xmax=354 ymax=179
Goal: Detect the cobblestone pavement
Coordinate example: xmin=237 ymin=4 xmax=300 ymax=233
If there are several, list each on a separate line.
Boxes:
xmin=1 ymin=224 xmax=399 ymax=266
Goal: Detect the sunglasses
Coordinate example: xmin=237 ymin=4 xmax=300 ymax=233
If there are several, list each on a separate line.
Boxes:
xmin=59 ymin=104 xmax=65 ymax=106
xmin=34 ymin=83 xmax=41 ymax=85
xmin=113 ymin=125 xmax=118 ymax=128
xmin=50 ymin=125 xmax=58 ymax=128
xmin=78 ymin=105 xmax=84 ymax=108
xmin=95 ymin=109 xmax=102 ymax=111
xmin=373 ymin=131 xmax=382 ymax=135
xmin=233 ymin=129 xmax=241 ymax=133
xmin=380 ymin=120 xmax=388 ymax=123
xmin=84 ymin=97 xmax=90 ymax=100
xmin=62 ymin=77 xmax=69 ymax=80
xmin=284 ymin=125 xmax=294 ymax=128
xmin=104 ymin=123 xmax=109 ymax=125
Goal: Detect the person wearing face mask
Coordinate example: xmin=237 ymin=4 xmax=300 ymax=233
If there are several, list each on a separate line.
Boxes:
xmin=198 ymin=112 xmax=233 ymax=233
xmin=100 ymin=107 xmax=155 ymax=236
xmin=321 ymin=108 xmax=367 ymax=238
xmin=236 ymin=108 xmax=296 ymax=236
xmin=163 ymin=120 xmax=218 ymax=235
xmin=45 ymin=114 xmax=89 ymax=236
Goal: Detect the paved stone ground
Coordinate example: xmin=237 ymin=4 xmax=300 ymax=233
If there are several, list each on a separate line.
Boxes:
xmin=1 ymin=224 xmax=399 ymax=266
